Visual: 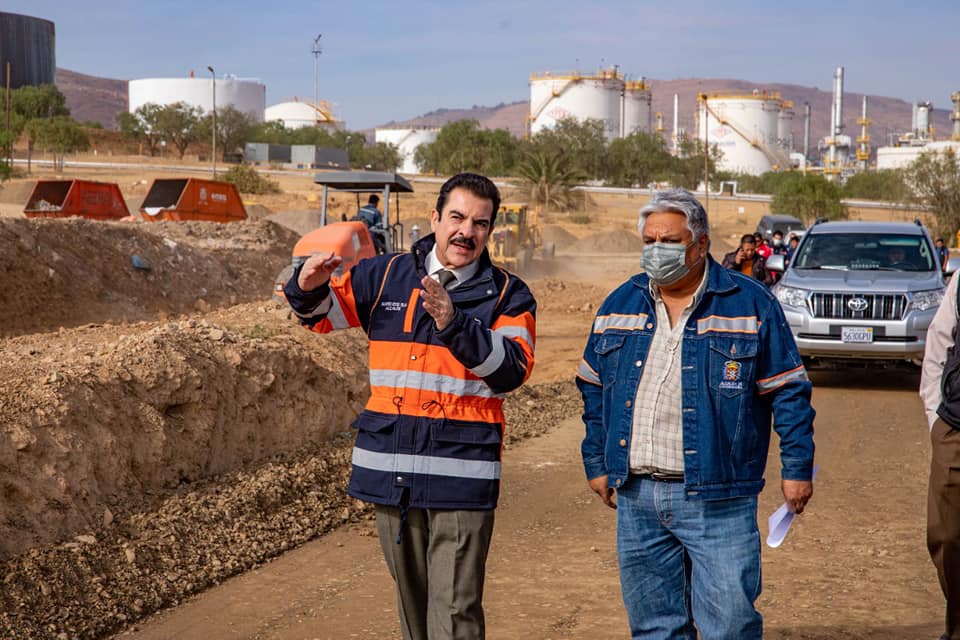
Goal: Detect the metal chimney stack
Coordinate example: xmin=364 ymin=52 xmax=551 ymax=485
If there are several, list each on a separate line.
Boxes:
xmin=673 ymin=94 xmax=680 ymax=155
xmin=952 ymin=92 xmax=960 ymax=141
xmin=833 ymin=66 xmax=844 ymax=136
xmin=803 ymin=102 xmax=811 ymax=173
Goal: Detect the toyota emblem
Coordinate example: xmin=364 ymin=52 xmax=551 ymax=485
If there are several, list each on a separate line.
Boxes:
xmin=847 ymin=297 xmax=869 ymax=312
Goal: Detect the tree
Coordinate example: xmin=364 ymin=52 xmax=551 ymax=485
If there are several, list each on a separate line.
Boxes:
xmin=528 ymin=118 xmax=607 ymax=180
xmin=842 ymin=169 xmax=910 ymax=202
xmin=904 ymin=148 xmax=960 ymax=243
xmin=357 ymin=142 xmax=402 ymax=172
xmin=413 ymin=120 xmax=519 ymax=176
xmin=29 ymin=116 xmax=90 ymax=171
xmin=118 ymin=103 xmax=164 ymax=156
xmin=605 ymin=132 xmax=674 ymax=187
xmin=154 ymin=102 xmax=205 ymax=159
xmin=515 ymin=148 xmax=587 ymax=212
xmin=10 ymin=84 xmax=69 ymax=172
xmin=669 ymin=138 xmax=722 ymax=190
xmin=771 ymin=174 xmax=848 ymax=225
xmin=200 ymin=105 xmax=257 ymax=160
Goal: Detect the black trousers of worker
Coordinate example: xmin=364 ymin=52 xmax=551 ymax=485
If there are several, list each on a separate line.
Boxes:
xmin=928 ymin=418 xmax=960 ymax=640
xmin=375 ymin=505 xmax=495 ymax=640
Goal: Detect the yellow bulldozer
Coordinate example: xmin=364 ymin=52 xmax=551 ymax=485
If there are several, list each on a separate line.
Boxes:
xmin=488 ymin=203 xmax=555 ymax=271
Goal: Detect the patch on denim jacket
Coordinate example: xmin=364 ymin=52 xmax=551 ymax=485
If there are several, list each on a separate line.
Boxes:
xmin=719 ymin=360 xmax=744 ymax=391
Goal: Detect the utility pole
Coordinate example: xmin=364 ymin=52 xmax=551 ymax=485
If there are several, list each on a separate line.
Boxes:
xmin=701 ymin=93 xmax=709 ymax=215
xmin=207 ymin=66 xmax=216 ymax=178
xmin=5 ymin=62 xmax=11 ymax=167
xmin=312 ymin=34 xmax=323 ymax=113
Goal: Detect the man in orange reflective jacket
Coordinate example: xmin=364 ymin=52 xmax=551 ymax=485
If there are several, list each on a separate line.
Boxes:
xmin=284 ymin=172 xmax=537 ymax=640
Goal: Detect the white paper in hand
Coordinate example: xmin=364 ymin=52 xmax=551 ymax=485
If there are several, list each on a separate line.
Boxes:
xmin=766 ymin=466 xmax=819 ymax=549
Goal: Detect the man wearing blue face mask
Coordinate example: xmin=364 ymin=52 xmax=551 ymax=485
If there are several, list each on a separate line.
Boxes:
xmin=576 ymin=188 xmax=815 ymax=640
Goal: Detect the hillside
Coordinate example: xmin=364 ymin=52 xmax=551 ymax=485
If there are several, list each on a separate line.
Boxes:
xmin=56 ymin=68 xmax=127 ymax=130
xmin=53 ymin=66 xmax=955 ymax=155
xmin=380 ymin=79 xmax=955 ymax=159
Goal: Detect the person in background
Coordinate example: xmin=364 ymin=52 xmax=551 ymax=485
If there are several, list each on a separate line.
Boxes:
xmin=285 ymin=173 xmax=536 ymax=640
xmin=578 ymin=188 xmax=815 ymax=639
xmin=785 ymin=234 xmax=801 ymax=267
xmin=722 ymin=234 xmax=772 ymax=286
xmin=358 ymin=195 xmax=387 ymax=254
xmin=409 ymin=223 xmax=422 ymax=244
xmin=768 ymin=230 xmax=789 ymax=284
xmin=936 ymin=238 xmax=950 ymax=272
xmin=754 ymin=232 xmax=772 ymax=259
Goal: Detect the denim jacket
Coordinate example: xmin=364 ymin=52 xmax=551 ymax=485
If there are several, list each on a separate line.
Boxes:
xmin=577 ymin=256 xmax=815 ymax=500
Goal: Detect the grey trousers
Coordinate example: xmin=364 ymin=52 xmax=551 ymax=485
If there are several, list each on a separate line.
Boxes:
xmin=375 ymin=505 xmax=495 ymax=640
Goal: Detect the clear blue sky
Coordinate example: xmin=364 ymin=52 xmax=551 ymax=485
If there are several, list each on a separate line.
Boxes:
xmin=7 ymin=0 xmax=959 ymax=130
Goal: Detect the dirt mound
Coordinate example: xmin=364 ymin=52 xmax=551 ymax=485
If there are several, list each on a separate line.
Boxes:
xmin=0 ymin=178 xmax=37 ymax=205
xmin=528 ymin=278 xmax=611 ymax=312
xmin=0 ymin=303 xmax=370 ymax=561
xmin=243 ymin=203 xmax=274 ymax=220
xmin=567 ymin=229 xmax=644 ymax=254
xmin=0 ymin=218 xmax=298 ymax=337
xmin=541 ymin=225 xmax=579 ymax=249
xmin=266 ymin=209 xmax=323 ymax=236
xmin=0 ymin=293 xmax=579 ymax=638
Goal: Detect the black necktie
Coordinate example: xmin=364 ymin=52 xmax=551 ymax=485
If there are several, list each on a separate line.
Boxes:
xmin=437 ymin=269 xmax=457 ymax=289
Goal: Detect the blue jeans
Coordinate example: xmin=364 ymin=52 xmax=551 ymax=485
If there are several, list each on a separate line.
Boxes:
xmin=616 ymin=476 xmax=762 ymax=640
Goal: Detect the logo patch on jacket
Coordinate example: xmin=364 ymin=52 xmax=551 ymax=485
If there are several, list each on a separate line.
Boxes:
xmin=719 ymin=360 xmax=744 ymax=391
xmin=381 ymin=300 xmax=408 ymax=312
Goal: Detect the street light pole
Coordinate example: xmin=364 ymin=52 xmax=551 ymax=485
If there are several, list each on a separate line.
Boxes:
xmin=207 ymin=65 xmax=216 ymax=178
xmin=312 ymin=34 xmax=322 ymax=111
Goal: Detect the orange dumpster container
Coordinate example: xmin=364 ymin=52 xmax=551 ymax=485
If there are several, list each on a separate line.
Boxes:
xmin=24 ymin=180 xmax=130 ymax=220
xmin=139 ymin=178 xmax=247 ymax=222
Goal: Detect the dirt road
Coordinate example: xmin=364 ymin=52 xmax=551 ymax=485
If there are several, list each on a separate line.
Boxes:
xmin=115 ymin=371 xmax=942 ymax=640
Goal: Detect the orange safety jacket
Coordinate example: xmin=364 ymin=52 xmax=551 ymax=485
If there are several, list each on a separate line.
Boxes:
xmin=284 ymin=234 xmax=537 ymax=509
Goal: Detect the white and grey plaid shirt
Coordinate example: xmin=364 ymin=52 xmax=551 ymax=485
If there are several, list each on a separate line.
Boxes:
xmin=629 ymin=263 xmax=709 ymax=475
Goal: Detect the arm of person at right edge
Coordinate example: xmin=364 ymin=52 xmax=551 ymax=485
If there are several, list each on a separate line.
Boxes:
xmin=576 ymin=312 xmax=615 ymax=509
xmin=756 ymin=294 xmax=815 ymax=513
xmin=920 ymin=273 xmax=960 ymax=429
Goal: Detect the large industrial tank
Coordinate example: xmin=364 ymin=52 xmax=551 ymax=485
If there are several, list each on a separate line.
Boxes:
xmin=128 ymin=76 xmax=266 ymax=121
xmin=374 ymin=127 xmax=440 ymax=174
xmin=776 ymin=102 xmax=795 ymax=150
xmin=265 ymin=100 xmax=338 ymax=129
xmin=621 ymin=80 xmax=652 ymax=136
xmin=529 ymin=69 xmax=623 ymax=140
xmin=698 ymin=92 xmax=791 ymax=175
xmin=0 ymin=11 xmax=55 ymax=89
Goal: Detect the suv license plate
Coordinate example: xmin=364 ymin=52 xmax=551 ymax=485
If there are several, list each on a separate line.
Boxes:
xmin=841 ymin=327 xmax=874 ymax=343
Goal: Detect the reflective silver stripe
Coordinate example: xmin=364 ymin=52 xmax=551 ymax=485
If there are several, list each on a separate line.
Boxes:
xmin=470 ymin=331 xmax=506 ymax=378
xmin=697 ymin=315 xmax=759 ymax=334
xmin=293 ymin=293 xmax=332 ymax=319
xmin=757 ymin=366 xmax=809 ymax=393
xmin=370 ymin=369 xmax=504 ymax=399
xmin=352 ymin=447 xmax=501 ymax=480
xmin=494 ymin=325 xmax=534 ymax=348
xmin=593 ymin=313 xmax=650 ymax=333
xmin=327 ymin=294 xmax=351 ymax=329
xmin=577 ymin=360 xmax=601 ymax=385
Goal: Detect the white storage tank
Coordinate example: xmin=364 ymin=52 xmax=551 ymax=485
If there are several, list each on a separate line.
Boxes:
xmin=265 ymin=99 xmax=338 ymax=129
xmin=777 ymin=102 xmax=795 ymax=150
xmin=374 ymin=127 xmax=440 ymax=174
xmin=698 ymin=91 xmax=791 ymax=175
xmin=621 ymin=80 xmax=652 ymax=136
xmin=529 ymin=69 xmax=623 ymax=140
xmin=129 ymin=75 xmax=266 ymax=121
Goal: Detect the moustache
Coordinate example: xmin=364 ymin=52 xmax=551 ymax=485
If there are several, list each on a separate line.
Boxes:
xmin=451 ymin=236 xmax=476 ymax=250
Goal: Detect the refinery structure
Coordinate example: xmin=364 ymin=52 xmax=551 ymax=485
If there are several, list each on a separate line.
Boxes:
xmin=696 ymin=91 xmax=795 ymax=175
xmin=528 ymin=68 xmax=652 ymax=140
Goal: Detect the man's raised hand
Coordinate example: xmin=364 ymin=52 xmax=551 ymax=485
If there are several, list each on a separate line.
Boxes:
xmin=297 ymin=252 xmax=343 ymax=291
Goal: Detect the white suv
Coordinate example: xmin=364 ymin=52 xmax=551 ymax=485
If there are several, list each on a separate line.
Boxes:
xmin=768 ymin=220 xmax=954 ymax=367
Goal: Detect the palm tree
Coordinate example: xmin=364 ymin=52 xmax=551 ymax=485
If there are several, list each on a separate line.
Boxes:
xmin=515 ymin=148 xmax=587 ymax=212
